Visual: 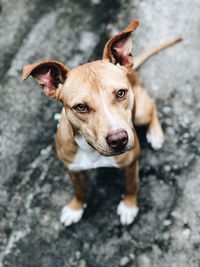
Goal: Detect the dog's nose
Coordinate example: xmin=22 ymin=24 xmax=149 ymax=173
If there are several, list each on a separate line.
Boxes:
xmin=106 ymin=130 xmax=128 ymax=150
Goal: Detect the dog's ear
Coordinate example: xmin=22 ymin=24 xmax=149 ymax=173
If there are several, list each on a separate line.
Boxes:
xmin=22 ymin=61 xmax=70 ymax=100
xmin=103 ymin=20 xmax=139 ymax=70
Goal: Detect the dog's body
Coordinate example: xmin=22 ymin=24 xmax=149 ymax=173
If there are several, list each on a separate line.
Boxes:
xmin=23 ymin=20 xmax=181 ymax=226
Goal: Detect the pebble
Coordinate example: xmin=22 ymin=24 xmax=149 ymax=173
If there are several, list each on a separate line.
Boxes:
xmin=183 ymin=217 xmax=188 ymax=225
xmin=159 ymin=179 xmax=164 ymax=185
xmin=75 ymin=251 xmax=81 ymax=260
xmin=165 ymin=118 xmax=173 ymax=126
xmin=164 ymin=165 xmax=171 ymax=172
xmin=163 ymin=232 xmax=170 ymax=240
xmin=69 ymin=257 xmax=75 ymax=265
xmin=129 ymin=253 xmax=135 ymax=260
xmin=184 ymin=162 xmax=188 ymax=167
xmin=83 ymin=243 xmax=90 ymax=250
xmin=120 ymin=256 xmax=130 ymax=266
xmin=40 ymin=145 xmax=51 ymax=156
xmin=53 ymin=113 xmax=61 ymax=121
xmin=163 ymin=219 xmax=172 ymax=226
xmin=122 ymin=232 xmax=131 ymax=242
xmin=182 ymin=228 xmax=191 ymax=240
xmin=152 ymin=244 xmax=162 ymax=256
xmin=78 ymin=259 xmax=86 ymax=267
xmin=183 ymin=132 xmax=190 ymax=139
xmin=162 ymin=106 xmax=172 ymax=114
xmin=166 ymin=127 xmax=175 ymax=135
xmin=171 ymin=211 xmax=181 ymax=219
xmin=137 ymin=254 xmax=151 ymax=267
xmin=178 ymin=115 xmax=190 ymax=127
xmin=172 ymin=164 xmax=179 ymax=170
xmin=91 ymin=0 xmax=101 ymax=4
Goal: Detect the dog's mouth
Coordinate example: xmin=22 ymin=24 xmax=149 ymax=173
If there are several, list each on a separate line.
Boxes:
xmin=84 ymin=134 xmax=134 ymax=157
xmin=94 ymin=143 xmax=133 ymax=157
xmin=84 ymin=129 xmax=134 ymax=157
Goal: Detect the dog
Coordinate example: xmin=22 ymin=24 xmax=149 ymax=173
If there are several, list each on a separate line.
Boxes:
xmin=22 ymin=20 xmax=181 ymax=226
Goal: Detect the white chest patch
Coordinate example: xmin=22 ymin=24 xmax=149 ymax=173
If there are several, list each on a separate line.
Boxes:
xmin=68 ymin=137 xmax=119 ymax=171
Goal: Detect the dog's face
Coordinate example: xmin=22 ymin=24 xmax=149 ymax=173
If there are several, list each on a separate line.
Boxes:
xmin=22 ymin=20 xmax=139 ymax=156
xmin=62 ymin=60 xmax=135 ymax=156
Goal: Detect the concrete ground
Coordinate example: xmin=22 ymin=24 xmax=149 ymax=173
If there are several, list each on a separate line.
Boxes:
xmin=0 ymin=0 xmax=200 ymax=266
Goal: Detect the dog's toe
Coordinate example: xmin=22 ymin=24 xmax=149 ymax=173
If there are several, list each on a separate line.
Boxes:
xmin=117 ymin=200 xmax=139 ymax=226
xmin=60 ymin=205 xmax=84 ymax=227
xmin=146 ymin=131 xmax=164 ymax=150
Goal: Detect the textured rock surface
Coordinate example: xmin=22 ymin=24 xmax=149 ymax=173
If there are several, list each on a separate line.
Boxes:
xmin=0 ymin=0 xmax=200 ymax=266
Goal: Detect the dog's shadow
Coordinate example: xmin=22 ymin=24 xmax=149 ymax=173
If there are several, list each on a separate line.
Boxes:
xmin=83 ymin=126 xmax=149 ymax=219
xmin=84 ymin=167 xmax=123 ymax=218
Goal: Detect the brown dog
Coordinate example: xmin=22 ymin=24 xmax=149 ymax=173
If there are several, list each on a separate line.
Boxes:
xmin=23 ymin=20 xmax=181 ymax=226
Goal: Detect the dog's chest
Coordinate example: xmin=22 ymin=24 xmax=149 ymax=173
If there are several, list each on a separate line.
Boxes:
xmin=68 ymin=137 xmax=119 ymax=171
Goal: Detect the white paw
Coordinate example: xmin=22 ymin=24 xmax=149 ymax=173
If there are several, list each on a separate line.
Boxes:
xmin=146 ymin=131 xmax=164 ymax=150
xmin=60 ymin=205 xmax=84 ymax=227
xmin=117 ymin=201 xmax=139 ymax=226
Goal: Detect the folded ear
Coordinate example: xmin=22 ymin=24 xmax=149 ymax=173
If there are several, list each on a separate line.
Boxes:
xmin=103 ymin=20 xmax=139 ymax=70
xmin=22 ymin=60 xmax=70 ymax=100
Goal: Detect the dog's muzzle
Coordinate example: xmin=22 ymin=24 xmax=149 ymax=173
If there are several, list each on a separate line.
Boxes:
xmin=106 ymin=130 xmax=128 ymax=152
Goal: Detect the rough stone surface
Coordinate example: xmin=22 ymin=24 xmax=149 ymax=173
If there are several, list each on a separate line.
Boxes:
xmin=0 ymin=0 xmax=200 ymax=266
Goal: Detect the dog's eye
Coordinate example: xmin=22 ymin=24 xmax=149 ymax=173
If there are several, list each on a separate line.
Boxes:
xmin=74 ymin=103 xmax=88 ymax=113
xmin=117 ymin=89 xmax=127 ymax=99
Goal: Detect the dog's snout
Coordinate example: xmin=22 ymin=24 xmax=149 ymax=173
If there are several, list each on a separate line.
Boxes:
xmin=106 ymin=130 xmax=128 ymax=150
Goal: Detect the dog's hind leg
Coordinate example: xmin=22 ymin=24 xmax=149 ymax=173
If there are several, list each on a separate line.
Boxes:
xmin=146 ymin=99 xmax=165 ymax=150
xmin=134 ymin=86 xmax=164 ymax=150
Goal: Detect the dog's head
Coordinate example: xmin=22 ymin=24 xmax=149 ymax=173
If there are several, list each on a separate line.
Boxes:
xmin=23 ymin=20 xmax=139 ymax=156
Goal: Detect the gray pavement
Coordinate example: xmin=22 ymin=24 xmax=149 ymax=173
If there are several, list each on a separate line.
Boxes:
xmin=0 ymin=0 xmax=200 ymax=266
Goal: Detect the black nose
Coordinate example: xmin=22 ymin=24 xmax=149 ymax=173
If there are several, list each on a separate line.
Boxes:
xmin=106 ymin=130 xmax=128 ymax=150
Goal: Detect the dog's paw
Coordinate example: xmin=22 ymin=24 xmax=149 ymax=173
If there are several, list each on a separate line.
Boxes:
xmin=117 ymin=200 xmax=139 ymax=226
xmin=146 ymin=130 xmax=164 ymax=150
xmin=60 ymin=205 xmax=84 ymax=227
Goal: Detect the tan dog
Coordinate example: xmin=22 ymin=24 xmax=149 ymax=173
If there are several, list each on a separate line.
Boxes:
xmin=23 ymin=20 xmax=181 ymax=226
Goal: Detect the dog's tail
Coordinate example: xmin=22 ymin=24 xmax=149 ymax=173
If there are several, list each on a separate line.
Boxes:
xmin=133 ymin=38 xmax=182 ymax=70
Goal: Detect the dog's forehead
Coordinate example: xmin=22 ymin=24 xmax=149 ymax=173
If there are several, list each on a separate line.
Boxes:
xmin=63 ymin=60 xmax=129 ymax=90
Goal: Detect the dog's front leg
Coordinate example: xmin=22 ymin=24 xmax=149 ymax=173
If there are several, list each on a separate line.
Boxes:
xmin=117 ymin=161 xmax=139 ymax=225
xmin=60 ymin=170 xmax=87 ymax=227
